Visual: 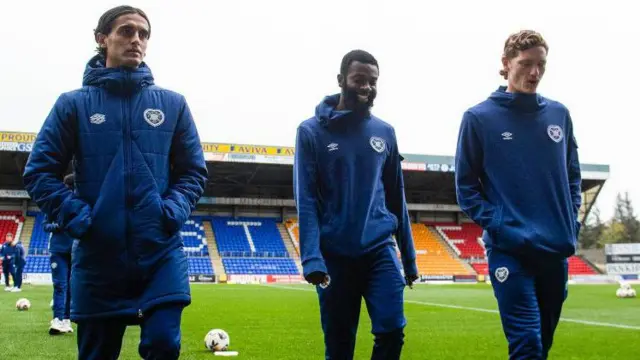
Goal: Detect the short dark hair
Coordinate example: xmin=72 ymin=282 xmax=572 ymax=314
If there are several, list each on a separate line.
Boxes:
xmin=340 ymin=50 xmax=378 ymax=77
xmin=94 ymin=5 xmax=151 ymax=57
xmin=63 ymin=173 xmax=75 ymax=188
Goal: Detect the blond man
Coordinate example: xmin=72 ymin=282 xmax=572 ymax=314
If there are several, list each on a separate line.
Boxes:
xmin=455 ymin=30 xmax=582 ymax=359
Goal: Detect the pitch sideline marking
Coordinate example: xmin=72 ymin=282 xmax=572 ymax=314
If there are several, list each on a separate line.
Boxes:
xmin=262 ymin=284 xmax=640 ymax=331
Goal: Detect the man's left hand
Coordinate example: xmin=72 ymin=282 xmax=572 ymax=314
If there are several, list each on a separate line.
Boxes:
xmin=405 ymin=274 xmax=419 ymax=289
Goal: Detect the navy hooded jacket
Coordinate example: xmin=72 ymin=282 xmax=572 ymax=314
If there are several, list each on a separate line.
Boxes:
xmin=43 ymin=216 xmax=74 ymax=254
xmin=1 ymin=243 xmax=16 ymax=262
xmin=23 ymin=55 xmax=208 ymax=320
xmin=455 ymin=86 xmax=582 ymax=259
xmin=293 ymin=94 xmax=417 ymax=278
xmin=0 ymin=242 xmax=24 ymax=267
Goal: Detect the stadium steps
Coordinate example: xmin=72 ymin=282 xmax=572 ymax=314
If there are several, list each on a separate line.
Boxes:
xmin=413 ymin=224 xmax=473 ymax=275
xmin=19 ymin=215 xmax=35 ymax=254
xmin=427 ymin=226 xmax=476 ymax=274
xmin=203 ymin=220 xmax=226 ymax=277
xmin=277 ymin=223 xmax=302 ymax=275
xmin=577 ymin=254 xmax=603 ymax=274
xmin=283 ymin=219 xmax=300 ymax=255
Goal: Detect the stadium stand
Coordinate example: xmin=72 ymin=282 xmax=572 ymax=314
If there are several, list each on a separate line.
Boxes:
xmin=280 ymin=220 xmax=473 ymax=276
xmin=182 ymin=218 xmax=214 ymax=276
xmin=222 ymin=258 xmax=298 ymax=275
xmin=0 ymin=210 xmax=24 ymax=244
xmin=23 ymin=213 xmax=48 ymax=273
xmin=22 ymin=213 xmax=214 ymax=276
xmin=470 ymin=262 xmax=489 ymax=276
xmin=434 ymin=222 xmax=598 ymax=276
xmin=568 ymin=256 xmax=598 ymax=275
xmin=284 ymin=219 xmax=300 ymax=254
xmin=413 ymin=223 xmax=472 ymax=275
xmin=469 ymin=257 xmax=597 ymax=276
xmin=433 ymin=223 xmax=485 ymax=259
xmin=27 ymin=212 xmax=48 ymax=255
xmin=212 ymin=217 xmax=299 ymax=275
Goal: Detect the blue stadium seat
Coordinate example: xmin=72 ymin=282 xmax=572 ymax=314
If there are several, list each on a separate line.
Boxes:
xmin=212 ymin=217 xmax=298 ymax=275
xmin=23 ymin=255 xmax=49 ymax=273
xmin=249 ymin=219 xmax=287 ymax=255
xmin=188 ymin=257 xmax=214 ymax=275
xmin=222 ymin=257 xmax=299 ymax=275
xmin=212 ymin=217 xmax=288 ymax=257
xmin=28 ymin=213 xmax=50 ymax=255
xmin=212 ymin=218 xmax=252 ymax=253
xmin=24 ymin=215 xmax=214 ymax=277
xmin=180 ymin=218 xmax=209 ymax=257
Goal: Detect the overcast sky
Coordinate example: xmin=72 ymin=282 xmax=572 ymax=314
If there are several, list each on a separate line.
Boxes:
xmin=1 ymin=0 xmax=636 ymax=220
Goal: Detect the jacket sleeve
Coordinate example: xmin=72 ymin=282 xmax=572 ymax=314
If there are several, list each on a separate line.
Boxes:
xmin=17 ymin=245 xmax=25 ymax=260
xmin=566 ymin=114 xmax=582 ymax=235
xmin=43 ymin=215 xmax=61 ymax=234
xmin=23 ymin=93 xmax=92 ymax=239
xmin=455 ymin=111 xmax=499 ymax=230
xmin=383 ymin=130 xmax=417 ymax=276
xmin=293 ymin=126 xmax=327 ymax=278
xmin=161 ymin=97 xmax=209 ymax=234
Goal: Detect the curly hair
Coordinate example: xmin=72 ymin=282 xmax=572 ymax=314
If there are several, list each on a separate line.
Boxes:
xmin=500 ymin=30 xmax=548 ymax=79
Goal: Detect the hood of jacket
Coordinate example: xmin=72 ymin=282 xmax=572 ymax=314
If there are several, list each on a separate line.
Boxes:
xmin=82 ymin=55 xmax=154 ymax=95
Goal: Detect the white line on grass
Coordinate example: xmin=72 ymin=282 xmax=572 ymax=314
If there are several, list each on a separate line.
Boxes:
xmin=262 ymin=284 xmax=640 ymax=331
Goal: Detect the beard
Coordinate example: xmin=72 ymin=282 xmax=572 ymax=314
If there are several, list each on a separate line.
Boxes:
xmin=343 ymin=86 xmax=376 ymax=113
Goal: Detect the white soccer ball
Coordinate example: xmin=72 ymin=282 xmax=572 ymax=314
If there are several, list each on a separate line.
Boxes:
xmin=616 ymin=286 xmax=637 ymax=298
xmin=16 ymin=298 xmax=31 ymax=311
xmin=204 ymin=329 xmax=230 ymax=351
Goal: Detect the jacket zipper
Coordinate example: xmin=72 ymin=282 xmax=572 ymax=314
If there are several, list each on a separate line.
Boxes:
xmin=123 ymin=72 xmax=132 ymax=266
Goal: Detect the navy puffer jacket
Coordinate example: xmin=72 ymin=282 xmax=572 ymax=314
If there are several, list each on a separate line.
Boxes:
xmin=24 ymin=55 xmax=208 ymax=320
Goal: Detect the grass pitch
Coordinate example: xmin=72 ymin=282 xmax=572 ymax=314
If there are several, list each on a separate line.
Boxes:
xmin=0 ymin=283 xmax=638 ymax=359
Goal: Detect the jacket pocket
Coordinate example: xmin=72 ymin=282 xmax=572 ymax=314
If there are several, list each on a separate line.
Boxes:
xmin=487 ymin=204 xmax=504 ymax=245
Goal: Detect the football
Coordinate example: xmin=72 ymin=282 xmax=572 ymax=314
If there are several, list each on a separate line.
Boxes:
xmin=205 ymin=329 xmax=230 ymax=352
xmin=616 ymin=284 xmax=637 ymax=298
xmin=16 ymin=298 xmax=31 ymax=311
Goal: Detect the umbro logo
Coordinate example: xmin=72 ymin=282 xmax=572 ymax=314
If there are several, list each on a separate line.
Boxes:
xmin=327 ymin=143 xmax=339 ymax=152
xmin=89 ymin=113 xmax=106 ymax=125
xmin=501 ymin=132 xmax=513 ymax=140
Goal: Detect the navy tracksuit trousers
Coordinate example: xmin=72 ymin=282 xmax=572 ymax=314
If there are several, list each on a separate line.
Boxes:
xmin=51 ymin=252 xmax=72 ymax=320
xmin=76 ymin=304 xmax=184 ymax=360
xmin=2 ymin=259 xmax=15 ymax=287
xmin=488 ymin=248 xmax=569 ymax=360
xmin=317 ymin=244 xmax=406 ymax=360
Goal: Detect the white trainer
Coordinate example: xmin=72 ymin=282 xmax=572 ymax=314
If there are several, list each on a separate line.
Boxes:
xmin=62 ymin=319 xmax=74 ymax=333
xmin=49 ymin=318 xmax=65 ymax=335
xmin=11 ymin=287 xmax=21 ymax=292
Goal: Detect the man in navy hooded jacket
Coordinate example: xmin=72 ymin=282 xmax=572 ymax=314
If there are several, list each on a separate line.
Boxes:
xmin=455 ymin=30 xmax=582 ymax=360
xmin=23 ymin=5 xmax=207 ymax=360
xmin=294 ymin=50 xmax=418 ymax=360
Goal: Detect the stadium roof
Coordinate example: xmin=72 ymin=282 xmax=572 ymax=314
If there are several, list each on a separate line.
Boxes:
xmin=0 ymin=130 xmax=610 ymax=180
xmin=0 ymin=130 xmax=610 ymax=223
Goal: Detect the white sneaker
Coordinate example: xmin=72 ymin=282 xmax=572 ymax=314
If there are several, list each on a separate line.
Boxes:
xmin=11 ymin=287 xmax=21 ymax=292
xmin=4 ymin=286 xmax=13 ymax=292
xmin=49 ymin=318 xmax=65 ymax=335
xmin=62 ymin=319 xmax=74 ymax=333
